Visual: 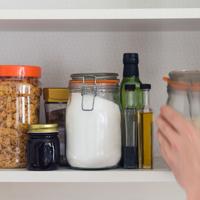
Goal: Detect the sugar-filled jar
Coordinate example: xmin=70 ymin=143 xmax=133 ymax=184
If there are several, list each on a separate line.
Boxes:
xmin=0 ymin=65 xmax=41 ymax=168
xmin=164 ymin=70 xmax=200 ymax=130
xmin=66 ymin=73 xmax=121 ymax=169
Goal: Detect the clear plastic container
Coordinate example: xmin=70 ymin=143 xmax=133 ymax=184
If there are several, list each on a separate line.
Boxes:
xmin=66 ymin=73 xmax=121 ymax=169
xmin=0 ymin=65 xmax=41 ymax=168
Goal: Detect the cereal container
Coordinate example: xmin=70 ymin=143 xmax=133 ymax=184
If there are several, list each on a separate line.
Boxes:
xmin=0 ymin=65 xmax=41 ymax=168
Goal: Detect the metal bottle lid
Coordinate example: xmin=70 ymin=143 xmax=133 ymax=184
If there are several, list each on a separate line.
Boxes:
xmin=43 ymin=88 xmax=69 ymax=103
xmin=29 ymin=124 xmax=59 ymax=133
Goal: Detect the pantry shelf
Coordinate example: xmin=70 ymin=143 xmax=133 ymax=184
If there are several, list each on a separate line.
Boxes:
xmin=0 ymin=169 xmax=175 ymax=183
xmin=1 ymin=8 xmax=200 ymax=31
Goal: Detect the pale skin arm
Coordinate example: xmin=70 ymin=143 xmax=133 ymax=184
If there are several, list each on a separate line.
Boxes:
xmin=156 ymin=106 xmax=200 ymax=200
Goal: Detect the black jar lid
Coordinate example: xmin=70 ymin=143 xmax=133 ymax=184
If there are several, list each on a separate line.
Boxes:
xmin=140 ymin=84 xmax=151 ymax=90
xmin=28 ymin=124 xmax=59 ymax=133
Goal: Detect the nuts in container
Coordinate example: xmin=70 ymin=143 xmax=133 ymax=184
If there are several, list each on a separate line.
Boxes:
xmin=0 ymin=65 xmax=41 ymax=168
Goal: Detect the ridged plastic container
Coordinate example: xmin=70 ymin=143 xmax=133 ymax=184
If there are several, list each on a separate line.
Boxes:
xmin=0 ymin=65 xmax=41 ymax=168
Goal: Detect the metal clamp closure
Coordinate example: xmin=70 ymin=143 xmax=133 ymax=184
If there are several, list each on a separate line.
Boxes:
xmin=81 ymin=75 xmax=97 ymax=111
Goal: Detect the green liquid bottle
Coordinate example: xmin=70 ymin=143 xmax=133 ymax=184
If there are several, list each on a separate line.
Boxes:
xmin=120 ymin=53 xmax=142 ymax=111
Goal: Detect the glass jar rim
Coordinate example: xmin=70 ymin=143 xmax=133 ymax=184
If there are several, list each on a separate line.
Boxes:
xmin=169 ymin=70 xmax=200 ymax=83
xmin=69 ymin=82 xmax=119 ymax=91
xmin=71 ymin=73 xmax=118 ymax=80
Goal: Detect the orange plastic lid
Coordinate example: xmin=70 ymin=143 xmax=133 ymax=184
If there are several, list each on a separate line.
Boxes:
xmin=0 ymin=65 xmax=41 ymax=78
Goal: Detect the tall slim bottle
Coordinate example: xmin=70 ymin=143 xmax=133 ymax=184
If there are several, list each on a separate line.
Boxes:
xmin=123 ymin=84 xmax=138 ymax=168
xmin=120 ymin=53 xmax=142 ymax=111
xmin=140 ymin=84 xmax=153 ymax=169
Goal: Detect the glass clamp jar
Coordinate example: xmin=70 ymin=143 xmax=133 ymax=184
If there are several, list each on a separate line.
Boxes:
xmin=66 ymin=73 xmax=122 ymax=169
xmin=164 ymin=70 xmax=200 ymax=130
xmin=43 ymin=88 xmax=69 ymax=166
xmin=27 ymin=124 xmax=60 ymax=171
xmin=0 ymin=65 xmax=41 ymax=168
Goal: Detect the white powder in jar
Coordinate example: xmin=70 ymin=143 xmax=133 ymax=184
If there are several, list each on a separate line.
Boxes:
xmin=66 ymin=93 xmax=121 ymax=169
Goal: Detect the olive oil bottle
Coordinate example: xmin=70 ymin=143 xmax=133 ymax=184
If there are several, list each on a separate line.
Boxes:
xmin=140 ymin=84 xmax=153 ymax=169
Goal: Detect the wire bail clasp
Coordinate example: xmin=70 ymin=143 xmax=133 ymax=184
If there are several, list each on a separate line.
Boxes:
xmin=81 ymin=75 xmax=97 ymax=111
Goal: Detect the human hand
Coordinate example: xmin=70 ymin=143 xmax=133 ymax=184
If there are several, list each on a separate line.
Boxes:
xmin=156 ymin=106 xmax=200 ymax=200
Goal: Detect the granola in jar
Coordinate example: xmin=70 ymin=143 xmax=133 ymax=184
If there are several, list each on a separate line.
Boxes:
xmin=0 ymin=65 xmax=41 ymax=168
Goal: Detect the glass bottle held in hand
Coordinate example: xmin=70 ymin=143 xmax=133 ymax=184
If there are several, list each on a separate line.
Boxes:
xmin=123 ymin=84 xmax=138 ymax=168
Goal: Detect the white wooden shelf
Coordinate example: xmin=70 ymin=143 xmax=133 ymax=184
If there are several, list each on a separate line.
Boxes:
xmin=0 ymin=8 xmax=200 ymax=31
xmin=0 ymin=169 xmax=175 ymax=183
xmin=1 ymin=8 xmax=200 ymax=19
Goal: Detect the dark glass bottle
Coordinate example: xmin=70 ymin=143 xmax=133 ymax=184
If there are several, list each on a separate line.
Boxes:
xmin=123 ymin=84 xmax=138 ymax=169
xmin=120 ymin=53 xmax=142 ymax=111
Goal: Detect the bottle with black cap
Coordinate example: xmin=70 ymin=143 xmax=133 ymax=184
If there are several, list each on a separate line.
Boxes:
xmin=120 ymin=53 xmax=142 ymax=111
xmin=123 ymin=84 xmax=138 ymax=169
xmin=138 ymin=84 xmax=153 ymax=169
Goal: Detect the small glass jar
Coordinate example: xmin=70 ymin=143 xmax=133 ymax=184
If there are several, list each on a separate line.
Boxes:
xmin=27 ymin=124 xmax=60 ymax=171
xmin=43 ymin=88 xmax=69 ymax=166
xmin=66 ymin=73 xmax=121 ymax=169
xmin=0 ymin=65 xmax=41 ymax=168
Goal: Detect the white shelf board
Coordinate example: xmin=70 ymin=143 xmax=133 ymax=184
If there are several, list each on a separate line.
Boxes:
xmin=1 ymin=8 xmax=200 ymax=19
xmin=0 ymin=8 xmax=200 ymax=31
xmin=0 ymin=169 xmax=175 ymax=183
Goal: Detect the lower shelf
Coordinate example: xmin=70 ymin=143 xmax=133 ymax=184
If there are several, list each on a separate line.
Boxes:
xmin=0 ymin=168 xmax=175 ymax=183
xmin=0 ymin=157 xmax=172 ymax=183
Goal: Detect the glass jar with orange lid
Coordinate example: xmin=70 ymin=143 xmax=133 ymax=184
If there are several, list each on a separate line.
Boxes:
xmin=0 ymin=65 xmax=41 ymax=168
xmin=66 ymin=73 xmax=121 ymax=169
xmin=164 ymin=70 xmax=200 ymax=130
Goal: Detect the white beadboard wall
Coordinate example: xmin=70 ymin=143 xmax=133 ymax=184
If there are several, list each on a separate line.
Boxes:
xmin=0 ymin=31 xmax=199 ymax=157
xmin=0 ymin=0 xmax=199 ymax=9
